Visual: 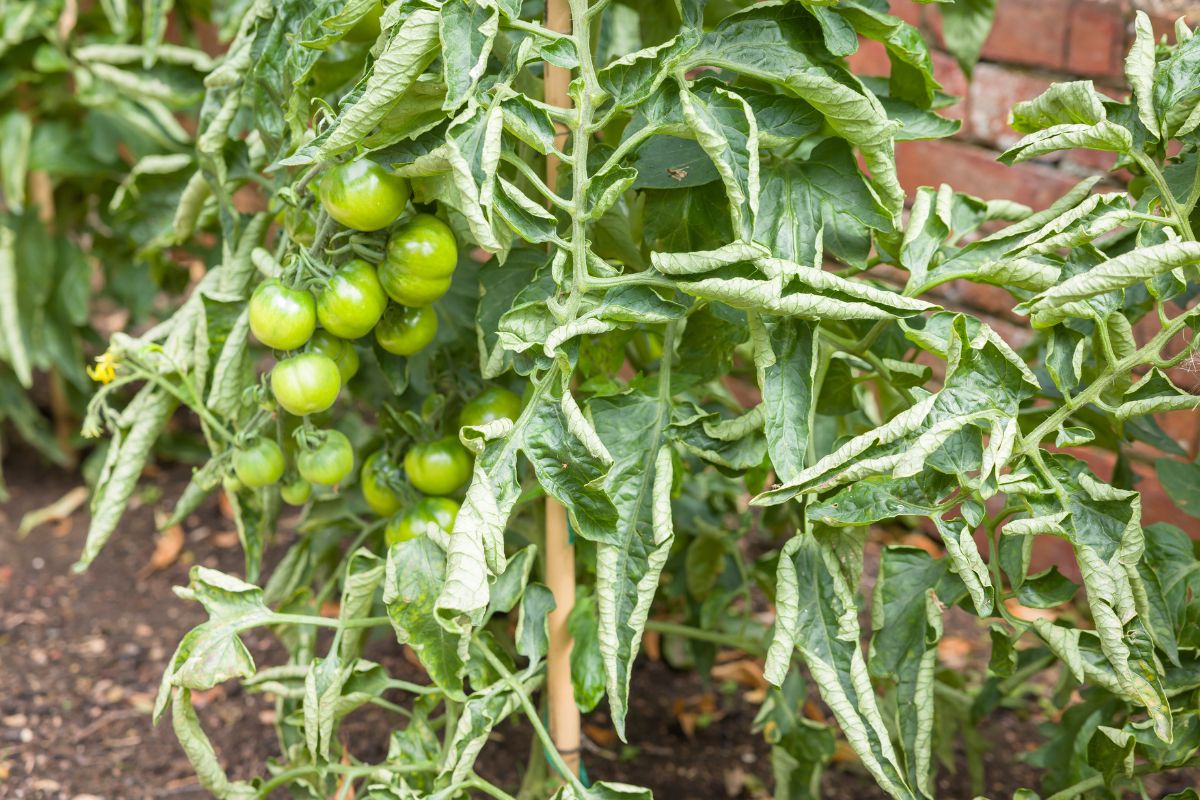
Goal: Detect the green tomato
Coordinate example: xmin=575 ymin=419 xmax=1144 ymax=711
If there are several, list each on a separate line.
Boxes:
xmin=298 ymin=429 xmax=355 ymax=486
xmin=361 ymin=450 xmax=404 ymax=516
xmin=249 ymin=279 xmax=317 ymax=351
xmin=278 ymin=206 xmax=316 ymax=247
xmin=404 ymin=436 xmax=471 ymax=496
xmin=271 ymin=353 xmax=341 ymax=416
xmin=459 ymin=386 xmax=523 ymax=429
xmin=375 ymin=304 xmax=437 ymax=356
xmin=233 ymin=438 xmax=285 ymax=488
xmin=319 ymin=159 xmax=410 ymax=232
xmin=378 ymin=214 xmax=458 ymax=306
xmin=281 ymin=478 xmax=312 ymax=505
xmin=344 ymin=1 xmax=382 ymax=42
xmin=385 ymin=497 xmax=460 ymax=546
xmin=306 ymin=330 xmax=360 ymax=382
xmin=316 ymin=259 xmax=388 ymax=339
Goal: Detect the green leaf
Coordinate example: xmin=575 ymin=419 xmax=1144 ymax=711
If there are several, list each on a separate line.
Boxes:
xmin=766 ymin=533 xmax=916 ymax=800
xmin=516 ymin=582 xmax=555 ymax=662
xmin=438 ymin=376 xmax=618 ymax=626
xmin=684 ymin=5 xmax=904 ymax=215
xmin=567 ymin=588 xmax=606 ymax=713
xmin=440 ymin=670 xmax=538 ymax=784
xmin=751 ymin=316 xmax=816 ymax=484
xmin=1019 ymin=242 xmax=1200 ymax=327
xmin=78 ymin=388 xmax=177 ymax=570
xmin=591 ymin=392 xmax=674 ymax=739
xmin=753 ymin=139 xmax=892 ymax=268
xmin=0 ymin=224 xmax=30 ymax=387
xmin=1016 ymin=566 xmax=1079 ymax=608
xmin=999 ymin=121 xmax=1131 ymax=165
xmin=337 ymin=548 xmax=384 ymax=660
xmin=1087 ymin=725 xmax=1135 ymax=788
xmin=1126 ymin=11 xmax=1160 ymax=140
xmin=757 ymin=315 xmax=1034 ymax=504
xmin=155 ymin=567 xmax=273 ymax=722
xmin=938 ymin=0 xmax=995 ymax=77
xmin=869 ymin=546 xmax=946 ymax=798
xmin=384 ymin=536 xmax=468 ymax=700
xmin=440 ymin=0 xmax=498 ymax=112
xmin=679 ymin=84 xmax=759 ymax=241
xmin=306 ymin=8 xmax=441 ymax=160
xmin=171 ymin=690 xmax=256 ymax=800
xmin=1010 ymin=81 xmax=1108 ymax=131
xmin=0 ymin=112 xmax=32 ymax=213
xmin=1157 ymin=457 xmax=1200 ymax=518
xmin=141 ymin=0 xmax=175 ymax=67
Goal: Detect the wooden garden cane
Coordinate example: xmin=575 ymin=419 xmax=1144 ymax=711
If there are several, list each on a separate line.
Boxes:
xmin=542 ymin=0 xmax=582 ymax=780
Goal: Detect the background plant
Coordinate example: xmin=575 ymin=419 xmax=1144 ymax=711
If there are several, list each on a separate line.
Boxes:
xmin=73 ymin=1 xmax=1200 ymax=799
xmin=0 ymin=0 xmax=225 ymax=494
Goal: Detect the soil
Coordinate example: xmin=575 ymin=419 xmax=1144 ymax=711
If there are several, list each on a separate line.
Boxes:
xmin=1 ymin=455 xmax=1197 ymax=799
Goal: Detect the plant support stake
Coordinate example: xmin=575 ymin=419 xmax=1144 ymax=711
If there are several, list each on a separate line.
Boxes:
xmin=542 ymin=0 xmax=581 ymax=780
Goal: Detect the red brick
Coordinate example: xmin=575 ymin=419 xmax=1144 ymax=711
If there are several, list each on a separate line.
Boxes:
xmin=846 ymin=38 xmax=890 ymax=76
xmin=887 ymin=0 xmax=926 ymax=27
xmin=1158 ymin=411 xmax=1200 ymax=459
xmin=1067 ymin=1 xmax=1129 ymax=79
xmin=932 ymin=50 xmax=969 ymax=124
xmin=895 ymin=139 xmax=1081 ymax=210
xmin=979 ymin=0 xmax=1072 ymax=71
xmin=966 ymin=63 xmax=1054 ymax=149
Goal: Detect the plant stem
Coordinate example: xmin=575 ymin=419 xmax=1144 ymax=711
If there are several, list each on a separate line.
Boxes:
xmin=1019 ymin=307 xmax=1200 ymax=455
xmin=255 ymin=760 xmax=436 ymax=797
xmin=266 ymin=613 xmax=390 ymax=630
xmin=644 ymin=619 xmax=763 ymax=653
xmin=1132 ymin=150 xmax=1195 ymax=240
xmin=477 ymin=643 xmax=590 ymax=796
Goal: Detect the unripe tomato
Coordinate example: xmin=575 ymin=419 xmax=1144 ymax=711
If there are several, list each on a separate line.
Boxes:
xmin=404 ymin=436 xmax=471 ymax=496
xmin=316 ymin=259 xmax=388 ymax=339
xmin=385 ymin=497 xmax=460 ymax=545
xmin=306 ymin=330 xmax=359 ymax=381
xmin=277 ymin=206 xmax=316 ymax=247
xmin=281 ymin=478 xmax=312 ymax=505
xmin=375 ymin=304 xmax=437 ymax=356
xmin=459 ymin=386 xmax=523 ymax=428
xmin=361 ymin=450 xmax=404 ymax=516
xmin=233 ymin=438 xmax=285 ymax=488
xmin=378 ymin=214 xmax=458 ymax=306
xmin=271 ymin=353 xmax=341 ymax=416
xmin=319 ymin=159 xmax=410 ymax=232
xmin=298 ymin=429 xmax=355 ymax=486
xmin=249 ymin=280 xmax=316 ymax=351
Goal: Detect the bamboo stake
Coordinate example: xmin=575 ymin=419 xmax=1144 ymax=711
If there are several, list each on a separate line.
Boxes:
xmin=542 ymin=0 xmax=581 ymax=781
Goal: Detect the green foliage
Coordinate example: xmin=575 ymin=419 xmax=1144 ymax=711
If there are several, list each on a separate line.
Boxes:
xmin=73 ymin=2 xmax=1200 ymax=799
xmin=0 ymin=0 xmax=217 ymax=488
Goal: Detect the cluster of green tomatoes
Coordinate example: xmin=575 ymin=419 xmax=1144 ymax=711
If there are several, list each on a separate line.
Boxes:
xmin=231 ymin=157 xmax=522 ymax=545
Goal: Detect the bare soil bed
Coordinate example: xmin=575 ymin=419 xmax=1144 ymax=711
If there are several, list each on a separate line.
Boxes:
xmin=1 ymin=455 xmax=1196 ymax=799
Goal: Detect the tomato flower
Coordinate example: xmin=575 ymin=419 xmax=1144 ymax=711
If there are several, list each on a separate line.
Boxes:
xmin=86 ymin=351 xmax=118 ymax=384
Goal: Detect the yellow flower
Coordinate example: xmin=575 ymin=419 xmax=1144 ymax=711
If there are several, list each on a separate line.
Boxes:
xmin=86 ymin=351 xmax=118 ymax=384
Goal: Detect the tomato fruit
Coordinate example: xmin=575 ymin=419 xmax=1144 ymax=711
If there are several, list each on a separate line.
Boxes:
xmin=361 ymin=450 xmax=404 ymax=515
xmin=249 ymin=280 xmax=316 ymax=351
xmin=233 ymin=438 xmax=285 ymax=488
xmin=316 ymin=259 xmax=388 ymax=339
xmin=319 ymin=159 xmax=410 ymax=232
xmin=271 ymin=353 xmax=341 ymax=416
xmin=278 ymin=206 xmax=316 ymax=247
xmin=378 ymin=214 xmax=458 ymax=306
xmin=385 ymin=497 xmax=460 ymax=545
xmin=281 ymin=478 xmax=312 ymax=505
xmin=404 ymin=436 xmax=471 ymax=496
xmin=375 ymin=304 xmax=437 ymax=356
xmin=298 ymin=429 xmax=354 ymax=486
xmin=459 ymin=386 xmax=523 ymax=428
xmin=306 ymin=330 xmax=359 ymax=381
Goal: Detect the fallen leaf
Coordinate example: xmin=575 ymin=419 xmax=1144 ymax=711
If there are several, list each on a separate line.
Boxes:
xmin=212 ymin=531 xmax=241 ymax=548
xmin=641 ymin=628 xmax=661 ymax=662
xmin=710 ymin=658 xmax=767 ymax=691
xmin=584 ymin=722 xmax=618 ymax=748
xmin=17 ymin=486 xmax=89 ymax=538
xmin=899 ymin=532 xmax=943 ymax=558
xmin=938 ymin=635 xmax=974 ymax=669
xmin=831 ymin=740 xmax=859 ymax=764
xmin=138 ymin=522 xmax=185 ymax=578
xmin=1004 ymin=598 xmax=1058 ymax=623
xmin=724 ymin=765 xmax=748 ymax=797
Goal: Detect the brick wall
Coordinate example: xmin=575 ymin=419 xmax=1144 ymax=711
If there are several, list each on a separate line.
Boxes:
xmin=857 ymin=0 xmax=1199 ymax=534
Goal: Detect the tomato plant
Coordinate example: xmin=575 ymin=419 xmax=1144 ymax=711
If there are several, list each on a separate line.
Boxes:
xmin=73 ymin=2 xmax=1200 ymax=799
